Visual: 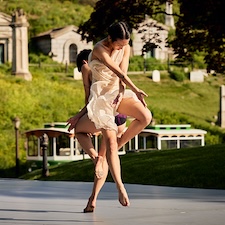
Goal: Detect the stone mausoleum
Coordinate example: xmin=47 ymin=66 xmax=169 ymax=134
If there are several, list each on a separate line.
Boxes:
xmin=0 ymin=9 xmax=32 ymax=80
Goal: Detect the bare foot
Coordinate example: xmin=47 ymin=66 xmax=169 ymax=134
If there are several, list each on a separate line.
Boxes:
xmin=83 ymin=197 xmax=96 ymax=213
xmin=118 ymin=186 xmax=130 ymax=206
xmin=94 ymin=156 xmax=104 ymax=179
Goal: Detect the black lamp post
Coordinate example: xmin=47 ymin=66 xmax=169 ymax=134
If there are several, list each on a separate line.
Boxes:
xmin=13 ymin=117 xmax=20 ymax=177
xmin=143 ymin=52 xmax=147 ymax=74
xmin=40 ymin=133 xmax=49 ymax=177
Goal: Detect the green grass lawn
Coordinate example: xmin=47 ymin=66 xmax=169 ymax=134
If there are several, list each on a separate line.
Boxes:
xmin=1 ymin=64 xmax=225 ymax=174
xmin=21 ymin=143 xmax=225 ymax=190
xmin=131 ymin=73 xmax=223 ymax=125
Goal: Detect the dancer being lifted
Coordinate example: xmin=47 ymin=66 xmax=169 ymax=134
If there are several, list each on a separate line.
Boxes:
xmin=69 ymin=48 xmax=127 ymax=212
xmin=67 ymin=21 xmax=152 ymax=210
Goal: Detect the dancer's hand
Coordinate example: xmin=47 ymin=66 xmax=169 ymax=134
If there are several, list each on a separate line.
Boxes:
xmin=66 ymin=115 xmax=80 ymax=132
xmin=135 ymin=89 xmax=148 ymax=107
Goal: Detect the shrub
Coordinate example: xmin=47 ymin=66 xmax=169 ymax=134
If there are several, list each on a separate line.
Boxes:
xmin=129 ymin=56 xmax=144 ymax=71
xmin=169 ymin=68 xmax=187 ymax=81
xmin=146 ymin=57 xmax=168 ymax=71
xmin=129 ymin=56 xmax=168 ymax=71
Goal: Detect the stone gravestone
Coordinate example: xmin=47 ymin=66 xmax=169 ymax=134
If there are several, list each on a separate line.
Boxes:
xmin=73 ymin=67 xmax=82 ymax=80
xmin=152 ymin=70 xmax=160 ymax=82
xmin=190 ymin=70 xmax=204 ymax=82
xmin=219 ymin=85 xmax=225 ymax=128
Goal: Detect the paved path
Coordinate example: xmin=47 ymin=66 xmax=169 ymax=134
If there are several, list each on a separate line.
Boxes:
xmin=0 ymin=179 xmax=225 ymax=225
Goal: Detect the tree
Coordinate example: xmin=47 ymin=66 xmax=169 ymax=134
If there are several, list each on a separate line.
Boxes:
xmin=78 ymin=0 xmax=170 ymax=43
xmin=138 ymin=19 xmax=165 ymax=56
xmin=172 ymin=0 xmax=225 ymax=73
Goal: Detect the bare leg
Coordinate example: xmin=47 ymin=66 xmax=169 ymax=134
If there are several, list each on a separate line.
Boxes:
xmin=117 ymin=123 xmax=126 ymax=138
xmin=76 ymin=132 xmax=105 ymax=179
xmin=75 ymin=113 xmax=132 ymax=208
xmin=84 ymin=123 xmax=128 ymax=212
xmin=102 ymin=129 xmax=130 ymax=207
xmin=117 ymin=98 xmax=152 ymax=149
xmin=75 ymin=114 xmax=112 ymax=211
xmin=76 ymin=133 xmax=98 ymax=161
xmin=94 ymin=135 xmax=106 ymax=179
xmin=75 ymin=114 xmax=100 ymax=161
xmin=95 ymin=123 xmax=126 ymax=178
xmin=84 ymin=158 xmax=108 ymax=212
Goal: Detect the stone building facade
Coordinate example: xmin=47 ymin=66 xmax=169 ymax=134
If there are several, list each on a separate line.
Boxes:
xmin=1 ymin=2 xmax=175 ymax=68
xmin=0 ymin=12 xmax=13 ymax=64
xmin=132 ymin=17 xmax=172 ymax=60
xmin=33 ymin=20 xmax=172 ymax=63
xmin=32 ymin=25 xmax=93 ymax=64
xmin=0 ymin=10 xmax=31 ymax=80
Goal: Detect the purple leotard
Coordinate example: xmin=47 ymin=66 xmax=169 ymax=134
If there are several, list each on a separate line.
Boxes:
xmin=115 ymin=114 xmax=127 ymax=126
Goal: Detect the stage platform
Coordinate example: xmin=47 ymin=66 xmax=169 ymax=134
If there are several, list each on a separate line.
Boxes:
xmin=0 ymin=179 xmax=225 ymax=225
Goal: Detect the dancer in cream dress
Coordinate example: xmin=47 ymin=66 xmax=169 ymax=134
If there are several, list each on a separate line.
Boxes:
xmin=67 ymin=21 xmax=152 ymax=209
xmin=72 ymin=49 xmax=128 ymax=213
xmin=87 ymin=48 xmax=136 ymax=132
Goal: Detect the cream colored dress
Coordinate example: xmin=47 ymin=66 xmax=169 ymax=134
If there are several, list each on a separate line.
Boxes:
xmin=87 ymin=47 xmax=139 ymax=132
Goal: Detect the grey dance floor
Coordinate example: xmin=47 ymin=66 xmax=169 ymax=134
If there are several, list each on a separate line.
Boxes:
xmin=0 ymin=179 xmax=225 ymax=225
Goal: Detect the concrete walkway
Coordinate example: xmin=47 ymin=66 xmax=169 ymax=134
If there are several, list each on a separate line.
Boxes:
xmin=0 ymin=179 xmax=225 ymax=225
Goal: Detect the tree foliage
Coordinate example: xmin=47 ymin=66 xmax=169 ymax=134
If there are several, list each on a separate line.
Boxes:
xmin=78 ymin=0 xmax=170 ymax=43
xmin=172 ymin=0 xmax=225 ymax=73
xmin=78 ymin=0 xmax=225 ymax=73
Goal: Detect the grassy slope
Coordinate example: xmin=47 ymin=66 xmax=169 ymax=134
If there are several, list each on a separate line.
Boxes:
xmin=132 ymin=73 xmax=223 ymax=125
xmin=1 ymin=1 xmax=224 ymax=188
xmin=21 ymin=144 xmax=225 ymax=189
xmin=0 ymin=0 xmax=93 ymax=37
xmin=0 ymin=66 xmax=225 ymax=170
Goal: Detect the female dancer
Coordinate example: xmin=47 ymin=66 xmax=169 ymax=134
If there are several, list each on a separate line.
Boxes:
xmin=67 ymin=21 xmax=152 ymax=209
xmin=72 ymin=49 xmax=127 ymax=176
xmin=69 ymin=49 xmax=128 ymax=212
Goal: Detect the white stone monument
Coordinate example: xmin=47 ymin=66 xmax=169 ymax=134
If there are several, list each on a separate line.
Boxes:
xmin=10 ymin=9 xmax=32 ymax=81
xmin=219 ymin=85 xmax=225 ymax=128
xmin=190 ymin=70 xmax=204 ymax=82
xmin=73 ymin=67 xmax=82 ymax=80
xmin=152 ymin=70 xmax=160 ymax=82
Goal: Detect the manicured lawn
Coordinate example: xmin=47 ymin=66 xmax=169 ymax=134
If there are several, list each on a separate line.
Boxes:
xmin=21 ymin=144 xmax=225 ymax=190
